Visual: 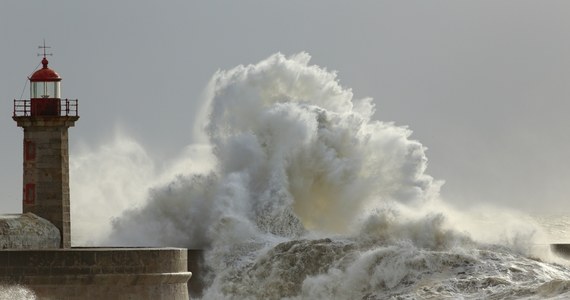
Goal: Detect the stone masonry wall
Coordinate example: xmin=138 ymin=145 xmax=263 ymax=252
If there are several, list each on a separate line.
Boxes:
xmin=0 ymin=248 xmax=191 ymax=300
xmin=14 ymin=116 xmax=78 ymax=249
xmin=23 ymin=125 xmax=71 ymax=248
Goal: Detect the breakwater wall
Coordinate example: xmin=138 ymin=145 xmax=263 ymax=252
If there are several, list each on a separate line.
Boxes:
xmin=0 ymin=247 xmax=191 ymax=299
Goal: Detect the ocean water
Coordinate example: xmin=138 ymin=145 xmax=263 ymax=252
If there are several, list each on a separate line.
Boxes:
xmin=64 ymin=53 xmax=570 ymax=299
xmin=195 ymin=213 xmax=570 ymax=299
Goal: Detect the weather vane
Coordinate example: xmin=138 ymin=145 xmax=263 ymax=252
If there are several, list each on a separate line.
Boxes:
xmin=37 ymin=39 xmax=53 ymax=58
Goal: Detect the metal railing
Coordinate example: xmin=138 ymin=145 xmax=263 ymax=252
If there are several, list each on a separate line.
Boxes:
xmin=62 ymin=99 xmax=79 ymax=117
xmin=13 ymin=99 xmax=79 ymax=117
xmin=13 ymin=100 xmax=30 ymax=116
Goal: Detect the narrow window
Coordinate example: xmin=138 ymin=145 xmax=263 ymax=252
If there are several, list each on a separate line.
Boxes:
xmin=25 ymin=140 xmax=36 ymax=161
xmin=24 ymin=184 xmax=35 ymax=205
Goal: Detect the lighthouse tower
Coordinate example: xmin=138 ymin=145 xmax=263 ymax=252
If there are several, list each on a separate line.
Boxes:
xmin=12 ymin=46 xmax=79 ymax=248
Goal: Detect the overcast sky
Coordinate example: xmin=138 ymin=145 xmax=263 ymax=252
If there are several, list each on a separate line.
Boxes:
xmin=1 ymin=1 xmax=569 ymax=214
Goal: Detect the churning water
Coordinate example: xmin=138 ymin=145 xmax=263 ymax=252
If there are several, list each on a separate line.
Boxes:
xmin=69 ymin=53 xmax=570 ymax=299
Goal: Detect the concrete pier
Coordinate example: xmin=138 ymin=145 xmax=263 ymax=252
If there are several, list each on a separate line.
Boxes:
xmin=0 ymin=247 xmax=192 ymax=299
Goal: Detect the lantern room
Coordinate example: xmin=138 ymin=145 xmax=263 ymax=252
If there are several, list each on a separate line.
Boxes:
xmin=30 ymin=57 xmax=61 ymax=99
xmin=28 ymin=57 xmax=62 ymax=116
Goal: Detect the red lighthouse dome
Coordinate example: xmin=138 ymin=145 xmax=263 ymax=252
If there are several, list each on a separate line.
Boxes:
xmin=29 ymin=58 xmax=61 ymax=82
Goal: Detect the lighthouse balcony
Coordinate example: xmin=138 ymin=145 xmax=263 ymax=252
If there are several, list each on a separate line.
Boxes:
xmin=13 ymin=99 xmax=78 ymax=117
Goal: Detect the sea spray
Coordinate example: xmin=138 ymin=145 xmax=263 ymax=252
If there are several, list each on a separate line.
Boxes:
xmin=0 ymin=285 xmax=36 ymax=300
xmin=70 ymin=133 xmax=214 ymax=246
xmin=71 ymin=53 xmax=570 ymax=299
xmin=94 ymin=52 xmax=441 ymax=248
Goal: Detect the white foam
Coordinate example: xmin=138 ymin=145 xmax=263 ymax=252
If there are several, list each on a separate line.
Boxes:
xmin=69 ymin=53 xmax=570 ymax=299
xmin=0 ymin=285 xmax=35 ymax=300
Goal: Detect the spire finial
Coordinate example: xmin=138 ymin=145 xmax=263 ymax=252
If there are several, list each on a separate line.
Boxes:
xmin=37 ymin=39 xmax=53 ymax=69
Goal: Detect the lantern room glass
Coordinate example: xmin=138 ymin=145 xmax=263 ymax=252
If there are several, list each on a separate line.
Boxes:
xmin=31 ymin=81 xmax=60 ymax=99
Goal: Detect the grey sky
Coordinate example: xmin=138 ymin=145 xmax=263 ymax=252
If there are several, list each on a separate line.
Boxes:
xmin=1 ymin=1 xmax=569 ymax=214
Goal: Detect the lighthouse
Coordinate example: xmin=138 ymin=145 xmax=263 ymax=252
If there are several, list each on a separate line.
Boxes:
xmin=0 ymin=45 xmax=195 ymax=299
xmin=12 ymin=46 xmax=79 ymax=248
